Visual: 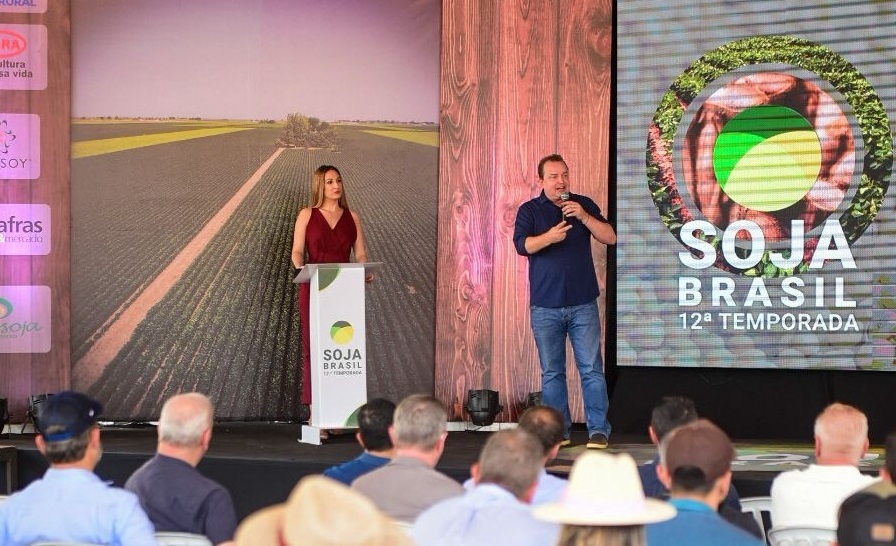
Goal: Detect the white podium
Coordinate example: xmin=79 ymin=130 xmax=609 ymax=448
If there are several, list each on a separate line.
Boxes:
xmin=294 ymin=262 xmax=381 ymax=444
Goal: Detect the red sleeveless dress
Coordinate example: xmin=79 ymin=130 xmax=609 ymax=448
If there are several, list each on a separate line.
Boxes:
xmin=299 ymin=207 xmax=357 ymax=404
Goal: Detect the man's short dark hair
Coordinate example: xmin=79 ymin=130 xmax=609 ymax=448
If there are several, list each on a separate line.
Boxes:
xmin=42 ymin=427 xmax=93 ymax=464
xmin=518 ymin=405 xmax=564 ymax=455
xmin=651 ymin=396 xmax=698 ymax=441
xmin=886 ymin=431 xmax=896 ymax=479
xmin=358 ymin=398 xmax=395 ymax=452
xmin=537 ymin=154 xmax=566 ymax=179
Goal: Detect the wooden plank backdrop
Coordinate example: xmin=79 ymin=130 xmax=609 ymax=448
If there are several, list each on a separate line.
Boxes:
xmin=0 ymin=2 xmax=72 ymax=422
xmin=436 ymin=0 xmax=612 ymax=422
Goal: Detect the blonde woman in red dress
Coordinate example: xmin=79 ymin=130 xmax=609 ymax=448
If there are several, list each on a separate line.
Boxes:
xmin=291 ymin=165 xmax=371 ymax=412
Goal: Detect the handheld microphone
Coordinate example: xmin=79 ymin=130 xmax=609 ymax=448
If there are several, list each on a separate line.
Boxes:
xmin=559 ymin=192 xmax=571 ymax=218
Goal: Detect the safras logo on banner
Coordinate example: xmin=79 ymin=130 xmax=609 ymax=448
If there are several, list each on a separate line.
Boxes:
xmin=647 ymin=36 xmax=893 ymax=279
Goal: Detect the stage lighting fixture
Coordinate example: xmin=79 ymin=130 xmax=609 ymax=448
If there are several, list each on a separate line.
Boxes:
xmin=465 ymin=389 xmax=503 ymax=426
xmin=527 ymin=391 xmax=543 ymax=408
xmin=0 ymin=397 xmax=8 ymax=438
xmin=23 ymin=393 xmax=53 ymax=434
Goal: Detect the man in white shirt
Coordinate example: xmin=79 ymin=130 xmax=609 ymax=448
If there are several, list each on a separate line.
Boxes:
xmin=771 ymin=402 xmax=877 ymax=528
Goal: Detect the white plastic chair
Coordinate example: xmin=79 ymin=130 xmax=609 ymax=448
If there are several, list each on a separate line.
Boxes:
xmin=154 ymin=532 xmax=213 ymax=546
xmin=767 ymin=526 xmax=837 ymax=546
xmin=740 ymin=495 xmax=772 ymax=543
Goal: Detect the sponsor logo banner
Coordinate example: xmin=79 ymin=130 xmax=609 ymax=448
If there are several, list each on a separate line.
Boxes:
xmin=0 ymin=0 xmax=47 ymax=13
xmin=0 ymin=24 xmax=47 ymax=90
xmin=0 ymin=203 xmax=49 ymax=255
xmin=0 ymin=113 xmax=40 ymax=179
xmin=0 ymin=285 xmax=50 ymax=353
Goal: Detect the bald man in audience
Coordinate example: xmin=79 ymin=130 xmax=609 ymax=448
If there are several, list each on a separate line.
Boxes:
xmin=126 ymin=392 xmax=238 ymax=546
xmin=352 ymin=394 xmax=463 ymax=522
xmin=771 ymin=402 xmax=877 ymax=529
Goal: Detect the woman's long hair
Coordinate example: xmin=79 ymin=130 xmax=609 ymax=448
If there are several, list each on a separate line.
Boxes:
xmin=555 ymin=525 xmax=646 ymax=546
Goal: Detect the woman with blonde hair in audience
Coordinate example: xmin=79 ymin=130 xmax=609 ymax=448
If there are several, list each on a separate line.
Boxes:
xmin=534 ymin=451 xmax=676 ymax=546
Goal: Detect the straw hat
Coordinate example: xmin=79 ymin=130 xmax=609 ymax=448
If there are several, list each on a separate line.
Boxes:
xmin=235 ymin=475 xmax=413 ymax=546
xmin=534 ymin=452 xmax=676 ymax=526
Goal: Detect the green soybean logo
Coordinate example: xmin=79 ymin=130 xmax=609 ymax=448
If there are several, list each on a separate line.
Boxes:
xmin=714 ymin=105 xmax=821 ymax=212
xmin=330 ymin=320 xmax=354 ymax=345
xmin=0 ymin=297 xmax=12 ymax=319
xmin=647 ymin=36 xmax=892 ymax=277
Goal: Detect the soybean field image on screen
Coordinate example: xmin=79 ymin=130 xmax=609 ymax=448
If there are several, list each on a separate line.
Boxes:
xmin=69 ymin=0 xmax=440 ymax=420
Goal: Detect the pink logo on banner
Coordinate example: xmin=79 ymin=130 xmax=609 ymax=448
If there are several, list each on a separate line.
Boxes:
xmin=0 ymin=113 xmax=40 ymax=180
xmin=0 ymin=24 xmax=47 ymax=90
xmin=0 ymin=285 xmax=50 ymax=353
xmin=0 ymin=29 xmax=25 ymax=57
xmin=0 ymin=204 xmax=50 ymax=255
xmin=0 ymin=0 xmax=48 ymax=14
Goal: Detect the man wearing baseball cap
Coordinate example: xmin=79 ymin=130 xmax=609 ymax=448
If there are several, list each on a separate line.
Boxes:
xmin=836 ymin=431 xmax=896 ymax=546
xmin=0 ymin=391 xmax=157 ymax=546
xmin=645 ymin=419 xmax=764 ymax=546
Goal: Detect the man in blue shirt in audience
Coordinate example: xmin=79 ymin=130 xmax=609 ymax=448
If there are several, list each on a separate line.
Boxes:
xmin=412 ymin=428 xmax=560 ymax=546
xmin=639 ymin=396 xmax=761 ymax=539
xmin=646 ymin=419 xmax=764 ymax=546
xmin=463 ymin=405 xmax=568 ymax=504
xmin=0 ymin=391 xmax=157 ymax=546
xmin=126 ymin=392 xmax=237 ymax=545
xmin=323 ymin=398 xmax=396 ymax=485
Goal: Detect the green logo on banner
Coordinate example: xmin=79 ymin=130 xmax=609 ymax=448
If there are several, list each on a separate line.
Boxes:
xmin=330 ymin=320 xmax=354 ymax=344
xmin=319 ymin=267 xmax=340 ymax=290
xmin=714 ymin=105 xmax=821 ymax=212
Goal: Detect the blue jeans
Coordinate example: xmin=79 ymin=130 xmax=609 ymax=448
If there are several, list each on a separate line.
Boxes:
xmin=530 ymin=301 xmax=610 ymax=438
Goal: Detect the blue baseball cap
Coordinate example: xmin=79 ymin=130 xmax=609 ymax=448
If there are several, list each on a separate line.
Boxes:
xmin=38 ymin=391 xmax=104 ymax=442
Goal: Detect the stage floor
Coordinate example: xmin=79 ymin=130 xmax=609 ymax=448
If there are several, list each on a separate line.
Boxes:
xmin=2 ymin=422 xmax=884 ymax=521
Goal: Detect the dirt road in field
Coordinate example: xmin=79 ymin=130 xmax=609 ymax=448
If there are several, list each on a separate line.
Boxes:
xmin=73 ymin=148 xmax=285 ymax=388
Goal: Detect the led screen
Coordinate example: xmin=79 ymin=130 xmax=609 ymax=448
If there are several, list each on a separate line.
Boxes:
xmin=617 ymin=1 xmax=896 ymax=369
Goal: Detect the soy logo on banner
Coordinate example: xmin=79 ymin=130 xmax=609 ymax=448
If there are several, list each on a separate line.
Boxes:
xmin=0 ymin=204 xmax=49 ymax=255
xmin=0 ymin=285 xmax=50 ymax=353
xmin=0 ymin=24 xmax=47 ymax=90
xmin=646 ymin=36 xmax=893 ymax=279
xmin=0 ymin=0 xmax=47 ymax=14
xmin=0 ymin=113 xmax=40 ymax=180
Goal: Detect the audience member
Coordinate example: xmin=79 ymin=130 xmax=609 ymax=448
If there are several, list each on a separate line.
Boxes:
xmin=771 ymin=402 xmax=877 ymax=528
xmin=413 ymin=428 xmax=560 ymax=546
xmin=639 ymin=395 xmax=760 ymax=538
xmin=125 ymin=392 xmax=237 ymax=545
xmin=0 ymin=391 xmax=157 ymax=546
xmin=645 ymin=419 xmax=764 ymax=546
xmin=352 ymin=394 xmax=463 ymax=522
xmin=235 ymin=475 xmax=412 ymax=546
xmin=534 ymin=451 xmax=675 ymax=546
xmin=836 ymin=431 xmax=896 ymax=546
xmin=323 ymin=398 xmax=396 ymax=485
xmin=838 ymin=488 xmax=896 ymax=546
xmin=462 ymin=404 xmax=568 ymax=504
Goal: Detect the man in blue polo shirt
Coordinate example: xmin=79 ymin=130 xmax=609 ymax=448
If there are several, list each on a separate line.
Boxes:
xmin=646 ymin=419 xmax=764 ymax=546
xmin=513 ymin=153 xmax=616 ymax=449
xmin=0 ymin=391 xmax=157 ymax=546
xmin=323 ymin=398 xmax=396 ymax=485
